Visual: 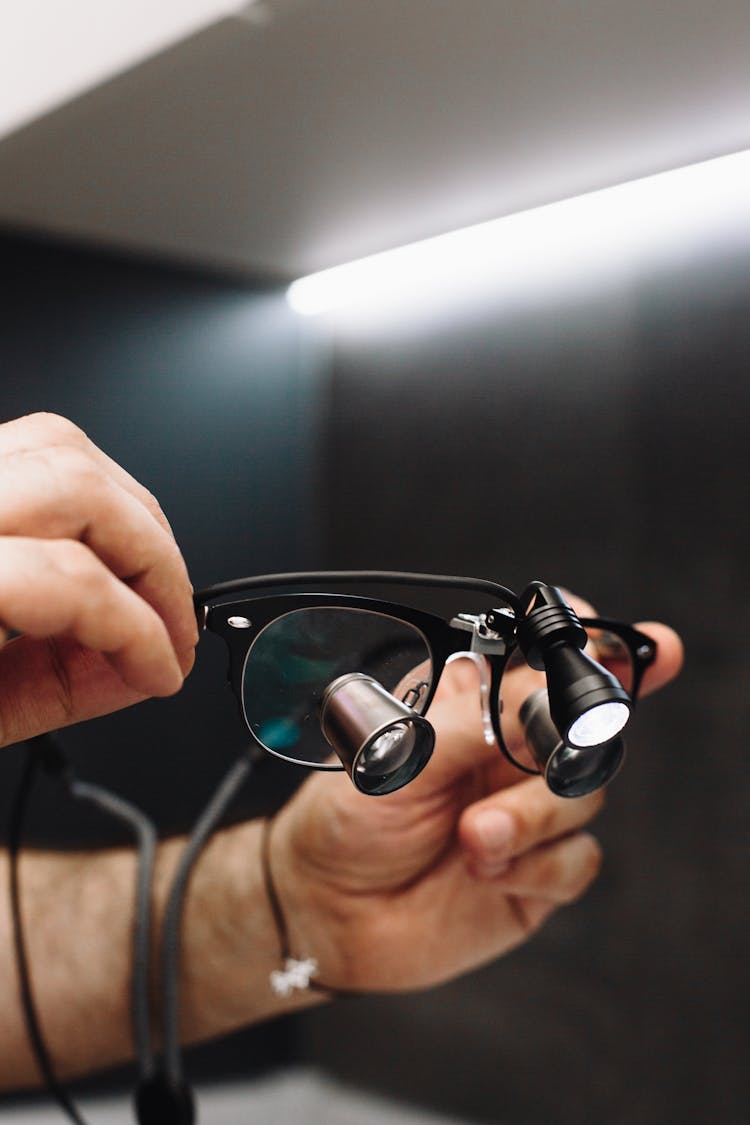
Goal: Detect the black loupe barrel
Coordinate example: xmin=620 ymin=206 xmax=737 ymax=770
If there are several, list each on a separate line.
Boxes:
xmin=521 ymin=688 xmax=626 ymax=798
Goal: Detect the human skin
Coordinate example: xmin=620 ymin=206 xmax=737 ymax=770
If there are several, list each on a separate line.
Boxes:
xmin=0 ymin=413 xmax=684 ymax=1088
xmin=0 ymin=412 xmax=198 ymax=749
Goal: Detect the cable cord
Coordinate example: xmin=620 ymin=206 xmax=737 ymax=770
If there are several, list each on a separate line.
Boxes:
xmin=9 ymin=743 xmax=89 ymax=1125
xmin=157 ymin=753 xmax=257 ymax=1095
xmin=69 ymin=779 xmax=158 ymax=1080
xmin=9 ymin=735 xmax=260 ymax=1125
xmin=8 ymin=734 xmax=158 ymax=1125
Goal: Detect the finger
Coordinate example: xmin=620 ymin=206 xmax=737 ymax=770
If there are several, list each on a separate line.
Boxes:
xmin=408 ymin=609 xmax=683 ymax=790
xmin=630 ymin=621 xmax=684 ymax=696
xmin=458 ymin=774 xmax=605 ymax=874
xmin=495 ymin=618 xmax=683 ymax=754
xmin=557 ymin=588 xmax=597 ymax=617
xmin=0 ymin=636 xmax=147 ymax=747
xmin=485 ymin=831 xmax=603 ymax=904
xmin=0 ymin=424 xmax=197 ymax=664
xmin=0 ymin=412 xmax=175 ymax=536
xmin=420 ymin=672 xmax=511 ymax=788
xmin=0 ymin=537 xmax=184 ymax=745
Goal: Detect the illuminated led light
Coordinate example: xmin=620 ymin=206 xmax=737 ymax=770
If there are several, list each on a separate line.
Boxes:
xmin=287 ymin=149 xmax=750 ymax=317
xmin=567 ymin=701 xmax=630 ymax=748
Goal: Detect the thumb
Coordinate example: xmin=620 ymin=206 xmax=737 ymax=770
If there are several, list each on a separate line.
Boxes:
xmin=0 ymin=635 xmax=146 ymax=748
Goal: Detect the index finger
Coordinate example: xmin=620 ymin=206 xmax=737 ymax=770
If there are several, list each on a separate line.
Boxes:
xmin=0 ymin=413 xmax=198 ymax=665
xmin=0 ymin=413 xmax=174 ymax=536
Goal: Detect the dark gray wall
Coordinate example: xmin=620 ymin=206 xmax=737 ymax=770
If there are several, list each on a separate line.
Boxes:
xmin=1 ymin=231 xmax=330 ymax=834
xmin=0 ymin=231 xmax=329 ymax=1081
xmin=2 ymin=226 xmax=748 ymax=1122
xmin=303 ymin=233 xmax=750 ymax=1123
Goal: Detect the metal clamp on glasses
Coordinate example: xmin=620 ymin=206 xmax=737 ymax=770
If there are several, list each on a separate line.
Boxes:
xmin=195 ymin=571 xmax=656 ymax=798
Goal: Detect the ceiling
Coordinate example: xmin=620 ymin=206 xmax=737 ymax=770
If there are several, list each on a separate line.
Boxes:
xmin=1 ymin=0 xmax=749 ymax=281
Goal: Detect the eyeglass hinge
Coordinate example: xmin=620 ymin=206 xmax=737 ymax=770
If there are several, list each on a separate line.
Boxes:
xmin=449 ymin=609 xmax=515 ymax=655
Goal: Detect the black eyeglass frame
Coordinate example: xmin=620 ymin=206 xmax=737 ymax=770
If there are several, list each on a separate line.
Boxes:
xmin=194 ymin=571 xmax=657 ymax=780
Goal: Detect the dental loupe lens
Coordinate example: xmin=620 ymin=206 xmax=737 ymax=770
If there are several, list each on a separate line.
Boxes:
xmin=547 ymin=738 xmax=626 ymax=798
xmin=567 ymin=701 xmax=630 ymax=747
xmin=356 ymin=722 xmax=416 ymax=777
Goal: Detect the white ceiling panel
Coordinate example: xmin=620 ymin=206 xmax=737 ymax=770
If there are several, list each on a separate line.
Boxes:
xmin=0 ymin=0 xmax=748 ymax=278
xmin=0 ymin=0 xmax=246 ymax=140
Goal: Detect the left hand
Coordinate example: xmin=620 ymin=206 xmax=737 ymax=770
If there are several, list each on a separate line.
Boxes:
xmin=0 ymin=413 xmax=198 ymax=747
xmin=270 ymin=607 xmax=683 ymax=993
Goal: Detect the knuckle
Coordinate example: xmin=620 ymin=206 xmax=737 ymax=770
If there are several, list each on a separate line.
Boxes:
xmin=39 ymin=447 xmax=112 ymax=524
xmin=51 ymin=443 xmax=101 ymax=486
xmin=49 ymin=538 xmax=103 ymax=583
xmin=139 ymin=486 xmax=173 ymax=534
xmin=26 ymin=412 xmax=88 ymax=447
xmin=141 ymin=610 xmax=170 ymax=647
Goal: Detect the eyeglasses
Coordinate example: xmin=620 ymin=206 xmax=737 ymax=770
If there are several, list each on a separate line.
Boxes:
xmin=194 ymin=571 xmax=656 ymax=798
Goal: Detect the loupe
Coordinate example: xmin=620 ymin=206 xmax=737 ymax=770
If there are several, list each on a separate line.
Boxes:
xmin=517 ymin=584 xmax=632 ymax=749
xmin=320 ymin=672 xmax=435 ymax=795
xmin=201 ymin=571 xmax=657 ymax=798
xmin=520 ymin=687 xmax=626 ymax=797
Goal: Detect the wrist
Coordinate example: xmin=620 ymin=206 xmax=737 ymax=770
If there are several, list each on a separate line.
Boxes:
xmin=268 ymin=803 xmax=362 ymax=994
xmin=158 ymin=819 xmax=329 ymax=1047
xmin=265 ymin=810 xmax=353 ymax=994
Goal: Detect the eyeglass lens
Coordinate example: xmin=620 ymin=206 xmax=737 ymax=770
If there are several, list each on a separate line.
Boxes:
xmin=241 ymin=607 xmax=433 ymax=767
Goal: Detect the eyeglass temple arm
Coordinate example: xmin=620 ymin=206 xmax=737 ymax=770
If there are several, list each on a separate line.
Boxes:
xmin=578 ymin=617 xmax=658 ymax=702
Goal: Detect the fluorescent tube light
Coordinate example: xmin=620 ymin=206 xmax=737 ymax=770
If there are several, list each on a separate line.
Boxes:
xmin=287 ymin=149 xmax=750 ymax=318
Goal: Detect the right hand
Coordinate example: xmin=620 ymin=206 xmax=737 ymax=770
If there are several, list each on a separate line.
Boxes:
xmin=0 ymin=413 xmax=198 ymax=749
xmin=271 ymin=602 xmax=683 ymax=994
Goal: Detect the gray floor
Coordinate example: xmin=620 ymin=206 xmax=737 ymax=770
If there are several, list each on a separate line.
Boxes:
xmin=0 ymin=1069 xmax=469 ymax=1124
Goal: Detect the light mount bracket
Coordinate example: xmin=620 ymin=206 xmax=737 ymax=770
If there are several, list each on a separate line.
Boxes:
xmin=449 ymin=608 xmax=515 ymax=656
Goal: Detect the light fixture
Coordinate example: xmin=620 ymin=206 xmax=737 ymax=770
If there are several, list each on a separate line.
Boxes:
xmin=286 ymin=148 xmax=750 ymax=318
xmin=320 ymin=672 xmax=434 ymax=795
xmin=517 ymin=584 xmax=632 ymax=750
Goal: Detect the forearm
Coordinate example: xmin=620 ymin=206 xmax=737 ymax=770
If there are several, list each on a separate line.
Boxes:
xmin=0 ymin=819 xmax=325 ymax=1090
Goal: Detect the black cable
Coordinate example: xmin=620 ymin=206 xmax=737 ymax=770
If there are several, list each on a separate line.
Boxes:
xmin=158 ymin=753 xmax=258 ymax=1094
xmin=8 ymin=733 xmax=159 ymax=1125
xmin=9 ymin=739 xmax=91 ymax=1125
xmin=8 ymin=732 xmax=260 ymax=1125
xmin=69 ymin=780 xmax=157 ymax=1081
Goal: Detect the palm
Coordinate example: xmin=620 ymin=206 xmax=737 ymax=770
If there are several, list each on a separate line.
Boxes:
xmin=281 ymin=665 xmax=540 ymax=990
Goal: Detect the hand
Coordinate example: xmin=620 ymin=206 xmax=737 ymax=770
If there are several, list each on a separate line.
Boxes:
xmin=0 ymin=413 xmax=198 ymax=748
xmin=271 ymin=605 xmax=683 ymax=992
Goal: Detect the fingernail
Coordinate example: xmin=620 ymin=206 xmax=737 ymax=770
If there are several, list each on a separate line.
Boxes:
xmin=472 ymin=809 xmax=515 ymax=856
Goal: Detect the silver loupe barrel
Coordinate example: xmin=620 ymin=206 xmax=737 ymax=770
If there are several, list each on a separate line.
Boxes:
xmin=320 ymin=672 xmax=434 ymax=796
